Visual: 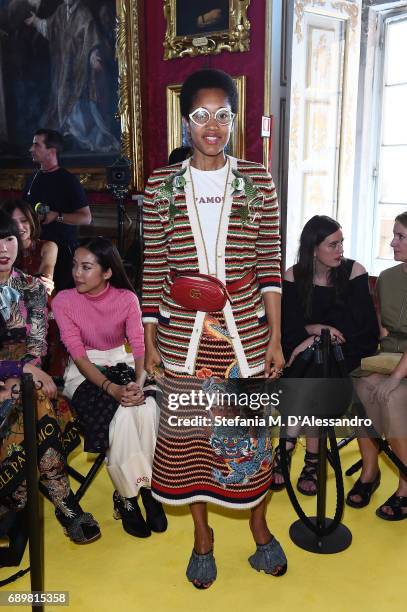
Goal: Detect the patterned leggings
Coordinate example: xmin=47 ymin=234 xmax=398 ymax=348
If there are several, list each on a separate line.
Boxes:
xmin=0 ymin=391 xmax=83 ymax=524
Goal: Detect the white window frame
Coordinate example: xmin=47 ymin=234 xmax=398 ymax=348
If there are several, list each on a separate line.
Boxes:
xmin=353 ymin=2 xmax=407 ymax=274
xmin=286 ymin=0 xmax=362 ymax=268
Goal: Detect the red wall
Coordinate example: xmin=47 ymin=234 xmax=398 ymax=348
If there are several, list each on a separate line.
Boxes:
xmin=143 ymin=0 xmax=266 ymax=178
xmin=1 ymin=1 xmax=266 ymax=201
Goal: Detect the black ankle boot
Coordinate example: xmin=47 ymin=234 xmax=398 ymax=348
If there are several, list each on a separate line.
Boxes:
xmin=140 ymin=488 xmax=168 ymax=533
xmin=112 ymin=491 xmax=151 ymax=538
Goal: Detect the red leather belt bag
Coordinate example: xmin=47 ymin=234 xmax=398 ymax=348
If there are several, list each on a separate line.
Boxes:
xmin=170 ymin=269 xmax=255 ymax=312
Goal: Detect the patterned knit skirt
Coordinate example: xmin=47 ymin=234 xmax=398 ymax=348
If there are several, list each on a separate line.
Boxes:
xmin=152 ymin=314 xmax=273 ymax=509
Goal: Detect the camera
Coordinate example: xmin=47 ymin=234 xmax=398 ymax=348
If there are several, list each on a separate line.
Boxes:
xmin=34 ymin=202 xmax=50 ymax=215
xmin=107 ymin=363 xmax=135 ymax=385
xmin=106 ymin=156 xmax=131 ymax=187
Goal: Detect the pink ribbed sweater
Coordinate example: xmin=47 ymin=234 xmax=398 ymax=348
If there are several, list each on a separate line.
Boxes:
xmin=52 ymin=284 xmax=144 ymax=360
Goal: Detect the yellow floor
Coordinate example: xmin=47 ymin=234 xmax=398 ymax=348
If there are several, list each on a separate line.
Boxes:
xmin=0 ymin=440 xmax=406 ymax=612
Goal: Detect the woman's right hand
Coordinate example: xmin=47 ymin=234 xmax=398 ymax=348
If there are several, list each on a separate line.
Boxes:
xmin=305 ymin=324 xmax=345 ymax=343
xmin=144 ymin=345 xmax=162 ymax=377
xmin=38 ymin=275 xmax=54 ymax=295
xmin=22 ymin=363 xmax=57 ymax=399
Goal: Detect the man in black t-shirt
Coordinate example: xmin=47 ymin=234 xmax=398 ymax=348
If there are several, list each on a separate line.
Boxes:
xmin=23 ymin=129 xmax=92 ymax=290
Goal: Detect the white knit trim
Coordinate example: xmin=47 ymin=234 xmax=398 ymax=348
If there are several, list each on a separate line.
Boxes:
xmin=246 ymin=362 xmax=266 ymax=376
xmin=160 ymin=358 xmax=189 ymax=374
xmin=261 ymin=286 xmax=282 ymax=295
xmin=222 ymin=300 xmax=250 ymax=377
xmin=142 ymin=317 xmax=158 ymax=324
xmin=184 ymin=310 xmax=206 ymax=374
xmin=151 ymin=490 xmax=268 ymax=509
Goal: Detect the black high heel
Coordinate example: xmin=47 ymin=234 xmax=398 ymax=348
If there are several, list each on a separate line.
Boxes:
xmin=55 ymin=510 xmax=101 ymax=544
xmin=112 ymin=491 xmax=151 ymax=538
xmin=140 ymin=488 xmax=168 ymax=533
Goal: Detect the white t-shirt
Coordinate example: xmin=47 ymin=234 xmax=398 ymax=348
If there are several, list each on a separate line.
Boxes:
xmin=190 ymin=163 xmax=229 ymax=274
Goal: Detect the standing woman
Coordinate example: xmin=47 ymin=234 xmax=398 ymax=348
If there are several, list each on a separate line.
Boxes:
xmin=1 ymin=199 xmax=57 ymax=295
xmin=348 ymin=212 xmax=407 ymax=519
xmin=0 ymin=210 xmax=99 ymax=543
xmin=52 ymin=237 xmax=167 ymax=538
xmin=271 ymin=215 xmax=379 ymax=493
xmin=142 ymin=69 xmax=286 ymax=588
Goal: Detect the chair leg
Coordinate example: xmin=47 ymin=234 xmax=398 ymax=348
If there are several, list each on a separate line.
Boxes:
xmin=74 ymin=453 xmax=105 ymax=502
xmin=66 ymin=465 xmax=86 ymax=485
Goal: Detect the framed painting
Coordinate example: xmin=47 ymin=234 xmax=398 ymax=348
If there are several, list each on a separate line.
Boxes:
xmin=166 ymin=75 xmax=246 ymax=159
xmin=163 ymin=0 xmax=251 ymax=59
xmin=0 ymin=0 xmax=144 ymax=191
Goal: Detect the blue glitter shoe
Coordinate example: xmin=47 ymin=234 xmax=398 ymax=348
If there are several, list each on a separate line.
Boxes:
xmin=249 ymin=537 xmax=287 ymax=576
xmin=186 ymin=529 xmax=216 ymax=589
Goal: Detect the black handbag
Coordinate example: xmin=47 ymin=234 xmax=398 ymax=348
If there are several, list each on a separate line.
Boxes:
xmin=279 ymin=337 xmax=352 ymax=419
xmin=101 ymin=362 xmax=135 ymax=385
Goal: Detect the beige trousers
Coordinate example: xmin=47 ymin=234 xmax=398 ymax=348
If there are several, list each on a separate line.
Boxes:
xmin=63 ymin=346 xmax=159 ymax=498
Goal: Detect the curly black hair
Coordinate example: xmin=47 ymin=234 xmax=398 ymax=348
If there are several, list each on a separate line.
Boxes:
xmin=180 ymin=69 xmax=238 ymax=118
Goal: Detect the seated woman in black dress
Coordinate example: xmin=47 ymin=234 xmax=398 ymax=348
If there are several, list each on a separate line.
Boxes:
xmin=271 ymin=215 xmax=379 ymax=493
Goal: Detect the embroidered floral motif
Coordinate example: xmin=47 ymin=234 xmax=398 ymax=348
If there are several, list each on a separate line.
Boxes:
xmin=174 ymin=174 xmax=186 ymax=190
xmin=7 ymin=442 xmax=24 ymax=457
xmin=231 ymin=176 xmax=245 ymax=192
xmin=231 ymin=169 xmax=263 ymax=227
xmin=155 ymin=168 xmax=187 ymax=225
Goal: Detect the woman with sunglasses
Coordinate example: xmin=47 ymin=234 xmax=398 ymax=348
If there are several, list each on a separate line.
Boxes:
xmin=142 ymin=69 xmax=286 ymax=588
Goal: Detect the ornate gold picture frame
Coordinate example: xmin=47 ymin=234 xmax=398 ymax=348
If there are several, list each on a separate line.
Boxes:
xmin=166 ymin=76 xmax=246 ymax=159
xmin=163 ymin=0 xmax=251 ymax=60
xmin=0 ymin=0 xmax=144 ymax=192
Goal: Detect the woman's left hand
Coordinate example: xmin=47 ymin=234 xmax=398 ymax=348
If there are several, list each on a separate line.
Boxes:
xmin=265 ymin=338 xmax=285 ymax=378
xmin=120 ymin=382 xmax=145 ymax=407
xmin=372 ymin=375 xmax=401 ymax=406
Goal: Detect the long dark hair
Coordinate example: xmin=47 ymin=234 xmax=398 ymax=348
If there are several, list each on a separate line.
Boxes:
xmin=76 ymin=237 xmax=135 ymax=293
xmin=1 ymin=199 xmax=41 ymax=242
xmin=293 ymin=215 xmax=349 ymax=318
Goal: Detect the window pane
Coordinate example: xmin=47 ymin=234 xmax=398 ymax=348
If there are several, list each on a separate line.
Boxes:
xmin=379 ymin=146 xmax=407 ymax=203
xmin=386 ymin=20 xmax=407 ymax=84
xmin=376 ymin=204 xmax=407 ymax=260
xmin=382 ymin=84 xmax=407 ymax=144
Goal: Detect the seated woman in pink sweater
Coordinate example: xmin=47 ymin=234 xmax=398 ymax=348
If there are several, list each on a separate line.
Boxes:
xmin=52 ymin=237 xmax=167 ymax=538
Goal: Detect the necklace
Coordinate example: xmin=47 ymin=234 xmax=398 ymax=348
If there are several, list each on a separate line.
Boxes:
xmin=188 ymin=157 xmax=231 ymax=276
xmin=27 ymin=165 xmax=59 ymax=196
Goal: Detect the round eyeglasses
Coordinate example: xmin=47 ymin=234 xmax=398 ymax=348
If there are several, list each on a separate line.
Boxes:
xmin=188 ymin=107 xmax=236 ymax=127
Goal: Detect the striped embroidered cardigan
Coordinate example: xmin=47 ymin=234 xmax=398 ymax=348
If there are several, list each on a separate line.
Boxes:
xmin=142 ymin=156 xmax=282 ymax=377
